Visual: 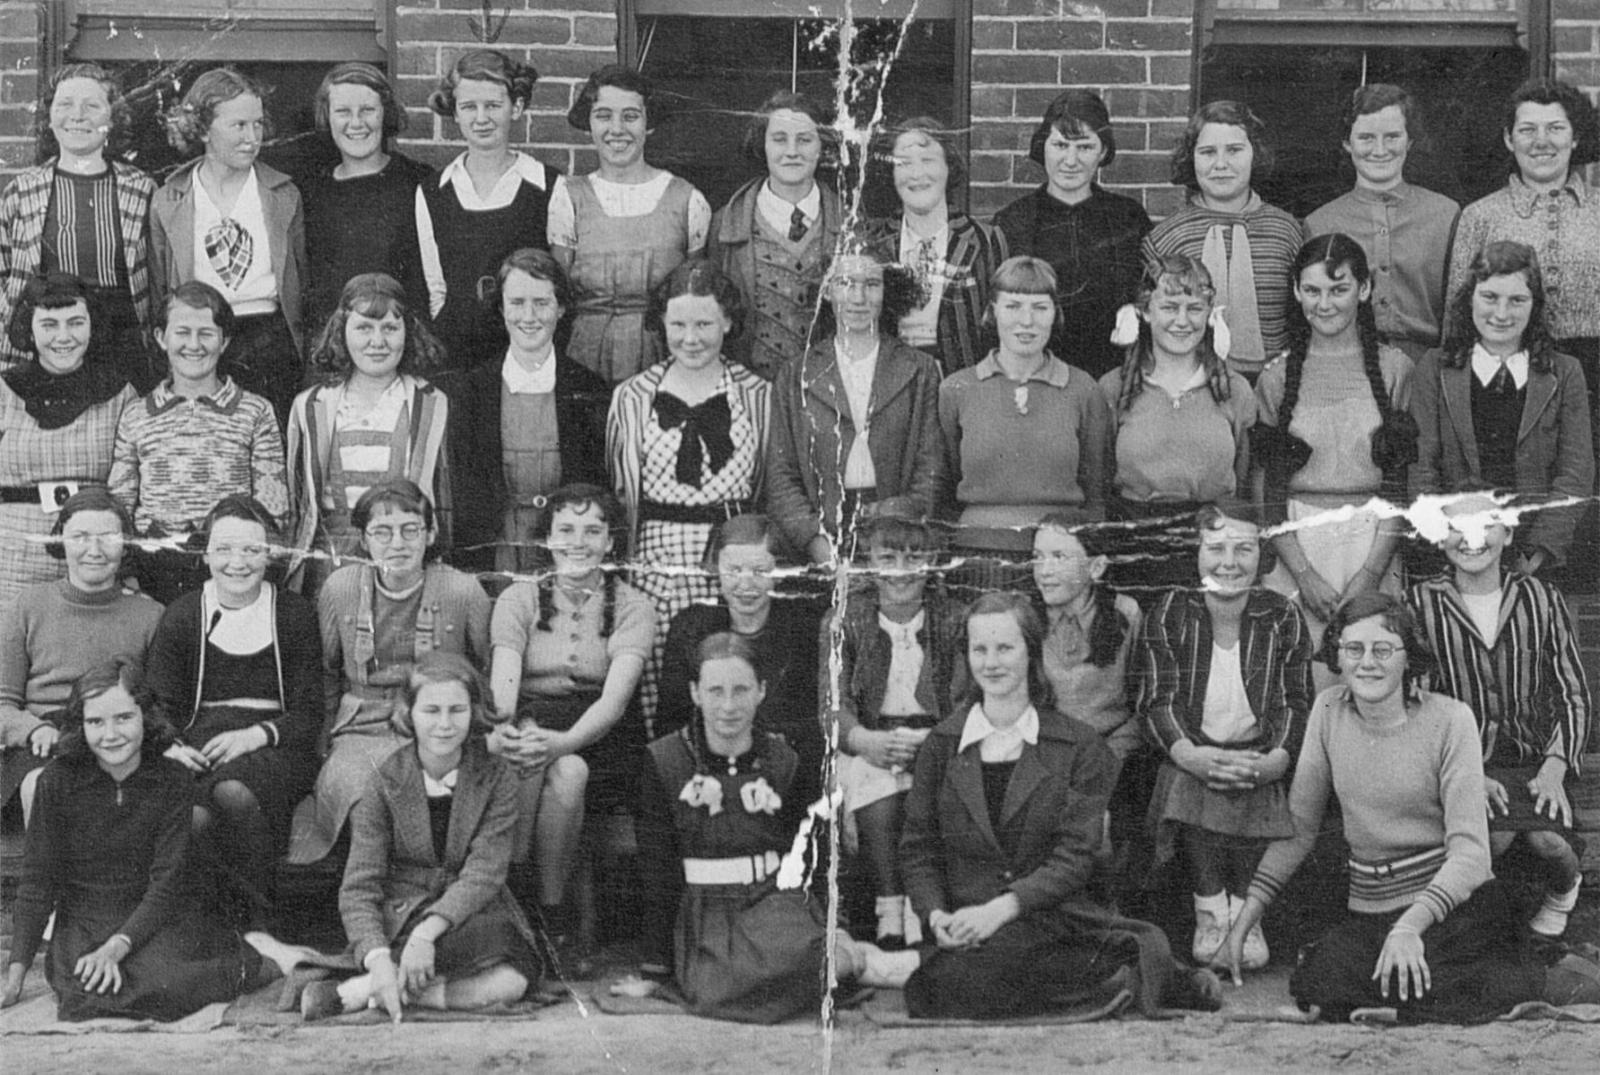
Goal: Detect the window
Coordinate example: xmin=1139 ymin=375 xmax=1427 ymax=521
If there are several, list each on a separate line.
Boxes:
xmin=621 ymin=0 xmax=970 ymax=211
xmin=1197 ymin=0 xmax=1547 ymax=217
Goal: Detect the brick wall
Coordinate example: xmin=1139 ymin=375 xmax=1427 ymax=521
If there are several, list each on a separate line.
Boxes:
xmin=0 ymin=0 xmax=42 ymax=174
xmin=391 ymin=1 xmax=616 ymax=177
xmin=968 ymin=0 xmax=1195 ymax=220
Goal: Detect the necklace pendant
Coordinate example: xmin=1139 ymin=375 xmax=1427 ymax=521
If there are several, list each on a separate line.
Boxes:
xmin=1014 ymin=385 xmax=1029 ymax=416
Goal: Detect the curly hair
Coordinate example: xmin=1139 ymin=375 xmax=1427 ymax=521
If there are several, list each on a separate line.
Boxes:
xmin=37 ymin=62 xmax=134 ymax=163
xmin=568 ymin=64 xmax=654 ymax=132
xmin=953 ymin=591 xmax=1057 ymax=711
xmin=1441 ymin=240 xmax=1556 ymax=375
xmin=811 ymin=240 xmax=925 ymax=339
xmin=158 ymin=279 xmax=237 ymax=336
xmin=1031 ymin=514 xmax=1126 ymax=670
xmin=46 ymin=486 xmax=135 ymax=564
xmin=5 ymin=271 xmax=104 ymax=357
xmin=530 ymin=483 xmax=627 ymax=638
xmin=314 ymin=61 xmax=405 ymax=141
xmin=1169 ymin=99 xmax=1273 ymax=192
xmin=397 ymin=651 xmax=492 ymax=737
xmin=163 ymin=67 xmax=271 ymax=157
xmin=1111 ymin=254 xmax=1232 ymax=414
xmin=1029 ymin=89 xmax=1116 ymax=168
xmin=740 ymin=90 xmax=840 ymax=174
xmin=865 ymin=117 xmax=964 ymax=207
xmin=1317 ymin=591 xmax=1437 ymax=695
xmin=1503 ymin=78 xmax=1600 ymax=170
xmin=648 ymin=257 xmax=746 ymax=349
xmin=308 ymin=273 xmax=446 ymax=383
xmin=429 ymin=49 xmax=538 ymax=118
xmin=53 ymin=659 xmax=178 ymax=765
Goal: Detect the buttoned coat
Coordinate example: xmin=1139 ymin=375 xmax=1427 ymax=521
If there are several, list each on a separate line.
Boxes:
xmin=339 ymin=737 xmax=525 ymax=965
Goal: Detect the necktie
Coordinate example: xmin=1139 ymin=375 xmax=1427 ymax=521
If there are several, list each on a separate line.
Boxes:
xmin=788 ymin=206 xmax=808 ymax=243
xmin=205 ymin=218 xmax=253 ymax=290
xmin=1489 ymin=362 xmax=1513 ymax=394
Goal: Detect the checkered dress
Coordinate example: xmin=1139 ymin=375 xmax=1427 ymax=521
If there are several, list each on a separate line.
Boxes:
xmin=0 ymin=380 xmax=136 ymax=617
xmin=630 ymin=370 xmax=762 ymax=724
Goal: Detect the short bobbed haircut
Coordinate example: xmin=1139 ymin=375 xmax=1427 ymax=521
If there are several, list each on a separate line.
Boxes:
xmin=429 ymin=49 xmax=538 ymax=118
xmin=1170 ymin=99 xmax=1273 ymax=192
xmin=352 ymin=478 xmax=439 ymax=563
xmin=47 ymin=486 xmax=136 ymax=563
xmin=39 ymin=62 xmax=134 ymax=162
xmin=159 ymin=280 xmax=237 ymax=337
xmin=812 ymin=240 xmax=924 ymax=339
xmin=1503 ymin=78 xmax=1600 ymax=170
xmin=1442 ymin=240 xmax=1556 ymax=374
xmin=703 ymin=513 xmax=785 ymax=576
xmin=1317 ymin=591 xmax=1437 ymax=693
xmin=989 ymin=255 xmax=1059 ymax=298
xmin=866 ymin=117 xmax=963 ymax=204
xmin=314 ymin=62 xmax=406 ymax=141
xmin=200 ymin=493 xmax=281 ymax=548
xmin=741 ymin=90 xmax=840 ymax=173
xmin=164 ymin=67 xmax=272 ymax=157
xmin=861 ymin=497 xmax=943 ymax=556
xmin=308 ymin=272 xmax=445 ymax=383
xmin=54 ymin=659 xmax=177 ymax=764
xmin=1029 ymin=89 xmax=1116 ymax=168
xmin=1341 ymin=83 xmax=1427 ymax=148
xmin=955 ymin=591 xmax=1056 ymax=711
xmin=649 ymin=258 xmax=747 ymax=346
xmin=568 ymin=64 xmax=655 ymax=131
xmin=6 ymin=271 xmax=100 ymax=357
xmin=497 ymin=247 xmax=573 ymax=312
xmin=397 ymin=651 xmax=492 ymax=737
xmin=693 ymin=631 xmax=764 ymax=684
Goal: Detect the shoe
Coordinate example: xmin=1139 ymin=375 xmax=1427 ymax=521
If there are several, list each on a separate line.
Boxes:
xmin=1192 ymin=910 xmax=1226 ymax=964
xmin=1530 ymin=878 xmax=1581 ymax=938
xmin=873 ymin=932 xmax=907 ymax=952
xmin=1240 ymin=922 xmax=1270 ymax=970
xmin=300 ymin=980 xmax=343 ymax=1022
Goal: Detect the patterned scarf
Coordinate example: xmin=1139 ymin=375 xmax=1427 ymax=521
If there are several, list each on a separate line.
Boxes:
xmin=204 ymin=217 xmax=254 ymax=290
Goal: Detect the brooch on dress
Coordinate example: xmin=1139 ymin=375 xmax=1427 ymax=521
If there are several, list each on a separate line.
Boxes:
xmin=679 ymin=774 xmax=724 ymax=816
xmin=1013 ymin=385 xmax=1029 ymax=416
xmin=740 ymin=777 xmax=783 ymax=815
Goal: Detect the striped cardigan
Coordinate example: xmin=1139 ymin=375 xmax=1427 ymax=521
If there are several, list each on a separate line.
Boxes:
xmin=1408 ymin=572 xmax=1591 ymax=774
xmin=1136 ymin=587 xmax=1314 ymax=758
xmin=0 ymin=159 xmax=155 ymax=366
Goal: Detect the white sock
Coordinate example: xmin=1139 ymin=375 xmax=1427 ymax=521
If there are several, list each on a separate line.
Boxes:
xmin=1194 ymin=891 xmax=1229 ymax=921
xmin=1545 ymin=876 xmax=1582 ymax=911
xmin=847 ymin=940 xmax=921 ymax=988
xmin=902 ymin=897 xmax=924 ymax=946
xmin=875 ymin=895 xmax=906 ymax=938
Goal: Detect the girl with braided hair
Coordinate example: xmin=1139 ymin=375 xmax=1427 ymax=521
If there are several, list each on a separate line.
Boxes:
xmin=487 ymin=483 xmax=654 ymax=956
xmin=1256 ymin=234 xmax=1416 ymax=687
xmin=1098 ymin=254 xmax=1257 ymax=595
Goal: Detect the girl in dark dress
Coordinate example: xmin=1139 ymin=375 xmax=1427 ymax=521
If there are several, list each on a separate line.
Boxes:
xmin=900 ymin=592 xmax=1221 ymax=1020
xmin=301 ymin=653 xmax=540 ymax=1022
xmin=145 ymin=495 xmax=323 ymax=925
xmin=630 ymin=632 xmax=916 ymax=1023
xmin=1 ymin=661 xmax=306 ymax=1021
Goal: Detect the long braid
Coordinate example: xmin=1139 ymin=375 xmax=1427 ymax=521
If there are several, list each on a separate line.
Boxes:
xmin=1355 ymin=301 xmax=1391 ymax=417
xmin=601 ymin=570 xmax=617 ymax=639
xmin=535 ymin=574 xmax=557 ymax=633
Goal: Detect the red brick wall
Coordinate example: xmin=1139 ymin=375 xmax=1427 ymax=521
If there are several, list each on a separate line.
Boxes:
xmin=1553 ymin=0 xmax=1600 ymax=185
xmin=0 ymin=0 xmax=42 ymax=174
xmin=391 ymin=1 xmax=617 ymax=177
xmin=968 ymin=0 xmax=1196 ymax=219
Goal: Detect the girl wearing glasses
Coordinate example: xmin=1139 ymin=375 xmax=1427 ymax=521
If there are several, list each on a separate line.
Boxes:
xmin=287 ymin=272 xmax=452 ymax=595
xmin=144 ymin=495 xmax=323 ymax=927
xmin=289 ymin=480 xmax=491 ymax=865
xmin=1138 ymin=501 xmax=1313 ymax=972
xmin=1218 ymin=592 xmax=1562 ymax=1023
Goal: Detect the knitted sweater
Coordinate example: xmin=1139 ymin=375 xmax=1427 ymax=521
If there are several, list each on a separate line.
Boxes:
xmin=109 ymin=377 xmax=289 ymax=533
xmin=0 ymin=579 xmax=163 ymax=747
xmin=1249 ymin=688 xmax=1490 ymax=923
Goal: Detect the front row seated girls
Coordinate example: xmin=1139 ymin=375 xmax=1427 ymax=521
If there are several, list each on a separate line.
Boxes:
xmin=1218 ymin=594 xmax=1600 ymax=1023
xmin=1139 ymin=502 xmax=1314 ymax=969
xmin=487 ymin=484 xmax=654 ymax=956
xmin=145 ymin=495 xmax=323 ymax=927
xmin=1408 ymin=490 xmax=1591 ymax=936
xmin=899 ymin=592 xmax=1222 ymax=1020
xmin=824 ymin=500 xmax=963 ymax=950
xmin=1 ymin=662 xmax=309 ymax=1021
xmin=300 ymin=654 xmax=542 ymax=1021
xmin=634 ymin=632 xmax=918 ymax=1023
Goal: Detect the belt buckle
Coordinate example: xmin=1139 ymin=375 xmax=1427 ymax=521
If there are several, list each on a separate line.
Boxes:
xmin=37 ymin=480 xmax=78 ymax=512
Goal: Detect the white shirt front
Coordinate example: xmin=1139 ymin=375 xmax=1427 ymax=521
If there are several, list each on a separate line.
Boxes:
xmin=502 ymin=349 xmax=556 ymax=395
xmin=897 ymin=221 xmax=950 ymax=347
xmin=1199 ymin=641 xmax=1257 ymax=744
xmin=835 ymin=338 xmax=879 ymax=490
xmin=756 ymin=180 xmax=821 ymax=239
xmin=417 ymin=151 xmax=552 ymax=317
xmin=1470 ymin=344 xmax=1530 ymax=390
xmin=546 ymin=171 xmax=711 ymax=252
xmin=1460 ymin=588 xmax=1502 ymax=647
xmin=958 ymin=703 xmax=1040 ymax=763
xmin=878 ymin=610 xmax=927 ymax=716
xmin=190 ymin=166 xmax=277 ymax=314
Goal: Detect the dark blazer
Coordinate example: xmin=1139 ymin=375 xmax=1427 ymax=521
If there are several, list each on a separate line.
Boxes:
xmin=441 ymin=354 xmax=610 ymax=573
xmin=821 ymin=587 xmax=964 ymax=743
xmin=899 ymin=706 xmax=1118 ymax=921
xmin=765 ymin=334 xmax=944 ymax=553
xmin=339 ymin=737 xmax=522 ymax=964
xmin=1409 ymin=346 xmax=1595 ymax=567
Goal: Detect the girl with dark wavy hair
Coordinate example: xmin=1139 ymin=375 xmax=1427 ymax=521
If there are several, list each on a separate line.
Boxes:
xmin=1256 ymin=233 xmax=1415 ymax=687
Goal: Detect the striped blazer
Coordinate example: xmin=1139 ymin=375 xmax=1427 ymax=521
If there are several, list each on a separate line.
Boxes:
xmin=1136 ymin=587 xmax=1314 ymax=758
xmin=606 ymin=359 xmax=770 ymax=552
xmin=285 ymin=375 xmax=452 ymax=575
xmin=864 ymin=212 xmax=1009 ymax=374
xmin=0 ymin=159 xmax=155 ymax=365
xmin=1408 ymin=573 xmax=1591 ymax=774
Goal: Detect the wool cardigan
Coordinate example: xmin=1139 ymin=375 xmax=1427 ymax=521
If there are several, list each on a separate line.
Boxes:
xmin=1408 ymin=346 xmax=1594 ymax=567
xmin=148 ymin=160 xmax=308 ymax=355
xmin=0 ymin=158 xmax=156 ymax=366
xmin=766 ymin=334 xmax=943 ymax=553
xmin=444 ymin=355 xmax=609 ymax=570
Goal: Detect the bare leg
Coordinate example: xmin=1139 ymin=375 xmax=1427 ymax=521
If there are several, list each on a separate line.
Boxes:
xmin=854 ymin=795 xmax=905 ymax=897
xmin=18 ymin=768 xmax=42 ymax=828
xmin=1183 ymin=826 xmax=1227 ymax=898
xmin=536 ymin=754 xmax=588 ymax=908
xmin=1526 ymin=829 xmax=1581 ymax=893
xmin=413 ymin=965 xmax=529 ymax=1011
